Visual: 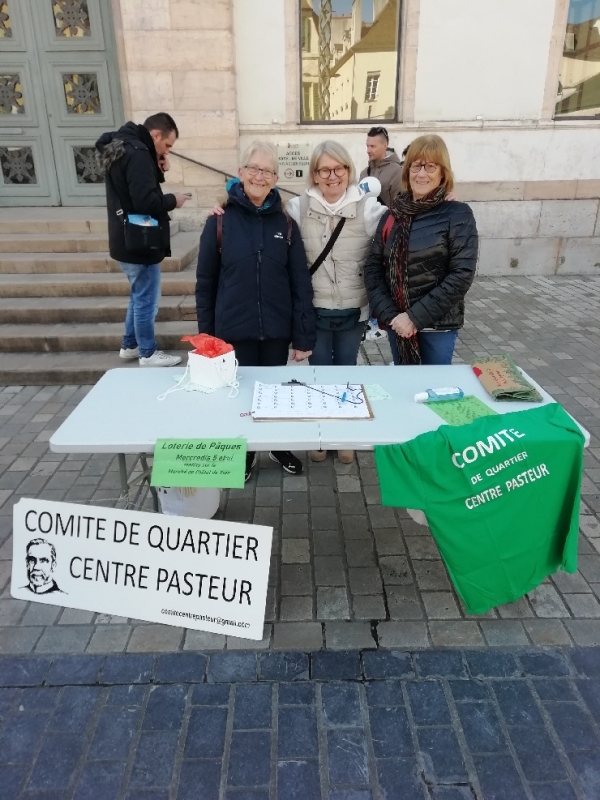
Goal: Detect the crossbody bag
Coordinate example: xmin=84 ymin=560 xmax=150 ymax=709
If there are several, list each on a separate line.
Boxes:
xmin=309 ymin=217 xmax=361 ymax=331
xmin=116 ymin=208 xmax=162 ymax=256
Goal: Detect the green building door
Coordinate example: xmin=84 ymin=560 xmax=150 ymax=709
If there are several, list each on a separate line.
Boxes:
xmin=0 ymin=0 xmax=123 ymax=206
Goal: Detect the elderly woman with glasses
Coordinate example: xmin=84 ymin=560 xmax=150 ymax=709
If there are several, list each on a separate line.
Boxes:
xmin=196 ymin=141 xmax=316 ymax=481
xmin=286 ymin=140 xmax=387 ymax=464
xmin=364 ymin=134 xmax=478 ymax=367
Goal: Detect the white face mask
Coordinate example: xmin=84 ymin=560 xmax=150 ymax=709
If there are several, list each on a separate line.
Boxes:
xmin=157 ymin=351 xmax=239 ymax=401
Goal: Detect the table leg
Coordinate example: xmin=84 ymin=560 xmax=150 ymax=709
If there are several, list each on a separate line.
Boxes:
xmin=140 ymin=454 xmax=159 ymax=512
xmin=117 ymin=454 xmax=130 ymax=505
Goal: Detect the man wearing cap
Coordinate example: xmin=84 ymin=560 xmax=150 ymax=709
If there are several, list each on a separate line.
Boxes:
xmin=359 ymin=126 xmax=403 ymax=209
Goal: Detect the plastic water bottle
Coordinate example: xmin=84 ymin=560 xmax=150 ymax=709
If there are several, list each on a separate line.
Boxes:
xmin=414 ymin=387 xmax=464 ymax=403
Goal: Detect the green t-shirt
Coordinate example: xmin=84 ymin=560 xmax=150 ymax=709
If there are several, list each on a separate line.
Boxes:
xmin=375 ymin=404 xmax=584 ymax=614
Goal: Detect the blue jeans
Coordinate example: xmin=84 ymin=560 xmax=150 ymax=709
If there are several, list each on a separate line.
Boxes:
xmin=388 ymin=329 xmax=458 ymax=365
xmin=309 ymin=322 xmax=366 ymax=366
xmin=119 ymin=261 xmax=161 ymax=358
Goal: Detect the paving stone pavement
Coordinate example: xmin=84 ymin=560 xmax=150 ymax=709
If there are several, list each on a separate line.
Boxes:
xmin=2 ymin=648 xmax=600 ymax=799
xmin=0 ymin=276 xmax=600 ymax=655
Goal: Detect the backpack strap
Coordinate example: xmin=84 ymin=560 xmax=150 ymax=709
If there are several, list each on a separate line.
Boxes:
xmin=286 ymin=214 xmax=292 ymax=246
xmin=216 ymin=214 xmax=222 ymax=254
xmin=382 ymin=212 xmax=395 ymax=245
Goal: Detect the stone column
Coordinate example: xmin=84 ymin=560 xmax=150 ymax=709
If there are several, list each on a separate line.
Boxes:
xmin=111 ymin=0 xmax=239 ymax=226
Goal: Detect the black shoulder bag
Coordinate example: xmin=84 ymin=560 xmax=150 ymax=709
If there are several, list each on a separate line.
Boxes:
xmin=116 ymin=208 xmax=162 ymax=257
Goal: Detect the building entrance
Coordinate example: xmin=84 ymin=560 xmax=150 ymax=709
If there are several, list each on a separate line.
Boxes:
xmin=0 ymin=0 xmax=123 ymax=206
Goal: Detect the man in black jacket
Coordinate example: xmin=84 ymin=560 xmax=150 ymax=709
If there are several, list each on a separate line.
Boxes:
xmin=96 ymin=113 xmax=189 ymax=366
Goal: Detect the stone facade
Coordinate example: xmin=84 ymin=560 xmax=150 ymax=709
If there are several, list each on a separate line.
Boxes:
xmin=109 ymin=0 xmax=599 ymax=274
xmin=112 ymin=0 xmax=239 ymax=227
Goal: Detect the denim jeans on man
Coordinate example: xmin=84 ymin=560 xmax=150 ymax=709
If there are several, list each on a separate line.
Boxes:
xmin=119 ymin=261 xmax=161 ymax=358
xmin=388 ymin=329 xmax=458 ymax=365
xmin=309 ymin=322 xmax=366 ymax=367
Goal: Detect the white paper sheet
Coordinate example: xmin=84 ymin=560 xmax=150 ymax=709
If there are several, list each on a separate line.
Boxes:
xmin=251 ymin=382 xmax=372 ymax=420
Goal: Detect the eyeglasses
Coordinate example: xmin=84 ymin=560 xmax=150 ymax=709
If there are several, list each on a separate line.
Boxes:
xmin=244 ymin=164 xmax=277 ymax=179
xmin=409 ymin=162 xmax=440 ymax=174
xmin=315 ymin=165 xmax=349 ymax=179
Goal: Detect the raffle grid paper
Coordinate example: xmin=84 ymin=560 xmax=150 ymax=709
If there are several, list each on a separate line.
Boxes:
xmin=251 ymin=382 xmax=373 ymax=420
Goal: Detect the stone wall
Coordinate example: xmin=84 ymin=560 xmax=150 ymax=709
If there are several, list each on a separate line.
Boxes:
xmin=112 ymin=0 xmax=238 ymax=228
xmin=471 ymin=199 xmax=600 ymax=276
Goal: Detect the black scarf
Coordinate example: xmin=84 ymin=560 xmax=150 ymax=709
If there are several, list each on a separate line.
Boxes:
xmin=387 ymin=186 xmax=447 ymax=364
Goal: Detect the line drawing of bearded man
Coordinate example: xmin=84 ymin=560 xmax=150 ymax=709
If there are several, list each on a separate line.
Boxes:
xmin=23 ymin=538 xmax=65 ymax=595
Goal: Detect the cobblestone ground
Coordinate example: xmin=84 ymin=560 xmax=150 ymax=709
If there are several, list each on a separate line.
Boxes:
xmin=1 ymin=276 xmax=600 ymax=798
xmin=2 ymin=648 xmax=600 ymax=799
xmin=1 ymin=277 xmax=600 ymax=654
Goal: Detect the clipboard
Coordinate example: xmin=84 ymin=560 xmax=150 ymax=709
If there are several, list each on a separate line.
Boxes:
xmin=251 ymin=382 xmax=374 ymax=421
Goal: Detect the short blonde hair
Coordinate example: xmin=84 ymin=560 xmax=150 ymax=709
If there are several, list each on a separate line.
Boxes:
xmin=240 ymin=141 xmax=279 ymax=175
xmin=308 ymin=140 xmax=357 ymax=187
xmin=401 ymin=134 xmax=454 ymax=194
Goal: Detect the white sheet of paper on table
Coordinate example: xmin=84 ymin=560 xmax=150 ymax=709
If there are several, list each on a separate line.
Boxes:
xmin=251 ymin=382 xmax=372 ymax=420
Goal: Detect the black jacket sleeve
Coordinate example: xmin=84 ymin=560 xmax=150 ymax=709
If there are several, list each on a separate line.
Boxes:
xmin=195 ymin=215 xmax=220 ymax=335
xmin=364 ymin=211 xmax=400 ymax=325
xmin=287 ymin=219 xmax=317 ymax=351
xmin=406 ymin=204 xmax=478 ymax=329
xmin=125 ymin=148 xmax=177 ymax=216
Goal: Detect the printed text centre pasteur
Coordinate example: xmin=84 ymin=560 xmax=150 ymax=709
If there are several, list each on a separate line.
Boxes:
xmin=24 ymin=509 xmax=260 ymax=605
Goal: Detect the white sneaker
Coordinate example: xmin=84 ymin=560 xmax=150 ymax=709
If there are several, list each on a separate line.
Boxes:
xmin=119 ymin=347 xmax=139 ymax=360
xmin=365 ymin=327 xmax=385 ymax=341
xmin=139 ymin=350 xmax=182 ymax=367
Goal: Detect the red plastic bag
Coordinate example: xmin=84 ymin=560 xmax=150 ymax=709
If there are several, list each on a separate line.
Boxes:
xmin=181 ymin=333 xmax=234 ymax=358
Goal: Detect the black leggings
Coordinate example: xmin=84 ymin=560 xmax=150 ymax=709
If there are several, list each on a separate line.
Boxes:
xmin=231 ymin=338 xmax=289 ymax=368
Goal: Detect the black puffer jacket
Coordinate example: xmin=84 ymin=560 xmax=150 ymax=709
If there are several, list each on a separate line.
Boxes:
xmin=95 ymin=122 xmax=176 ymax=265
xmin=195 ymin=182 xmax=316 ymax=351
xmin=364 ymin=201 xmax=478 ymax=330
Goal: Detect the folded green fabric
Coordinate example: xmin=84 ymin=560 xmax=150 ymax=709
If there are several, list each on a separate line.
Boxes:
xmin=472 ymin=355 xmax=543 ymax=402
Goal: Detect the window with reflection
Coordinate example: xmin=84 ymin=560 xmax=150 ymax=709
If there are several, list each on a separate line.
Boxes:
xmin=300 ymin=0 xmax=400 ymax=122
xmin=556 ymin=0 xmax=600 ymax=117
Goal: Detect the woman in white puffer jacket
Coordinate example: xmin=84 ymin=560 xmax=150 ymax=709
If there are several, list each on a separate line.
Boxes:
xmin=287 ymin=140 xmax=386 ymax=463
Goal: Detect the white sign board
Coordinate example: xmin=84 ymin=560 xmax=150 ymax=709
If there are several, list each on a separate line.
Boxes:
xmin=277 ymin=142 xmax=311 ymax=182
xmin=11 ymin=499 xmax=273 ymax=640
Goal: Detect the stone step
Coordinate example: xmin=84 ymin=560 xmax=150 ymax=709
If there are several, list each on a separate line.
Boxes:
xmin=0 ymin=265 xmax=195 ymax=298
xmin=0 ymin=321 xmax=195 ymax=353
xmin=0 ymin=207 xmax=109 ymax=235
xmin=0 ymin=350 xmax=190 ymax=385
xmin=0 ymin=221 xmax=180 ymax=253
xmin=0 ymin=231 xmax=198 ymax=274
xmin=0 ymin=295 xmax=197 ymax=324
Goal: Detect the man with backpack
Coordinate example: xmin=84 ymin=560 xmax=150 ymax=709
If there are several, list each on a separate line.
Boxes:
xmin=96 ymin=113 xmax=190 ymax=367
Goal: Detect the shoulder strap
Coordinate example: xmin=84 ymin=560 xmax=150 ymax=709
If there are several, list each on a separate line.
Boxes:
xmin=309 ymin=217 xmax=346 ymax=277
xmin=216 ymin=214 xmax=222 ymax=253
xmin=382 ymin=213 xmax=395 ymax=244
xmin=286 ymin=214 xmax=292 ymax=246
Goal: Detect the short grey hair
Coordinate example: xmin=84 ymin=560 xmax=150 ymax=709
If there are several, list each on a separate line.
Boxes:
xmin=307 ymin=140 xmax=357 ymax=187
xmin=240 ymin=141 xmax=279 ymax=175
xmin=26 ymin=538 xmax=56 ymax=562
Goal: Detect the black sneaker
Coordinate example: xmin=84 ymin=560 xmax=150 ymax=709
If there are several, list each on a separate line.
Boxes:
xmin=245 ymin=452 xmax=257 ymax=482
xmin=269 ymin=450 xmax=303 ymax=475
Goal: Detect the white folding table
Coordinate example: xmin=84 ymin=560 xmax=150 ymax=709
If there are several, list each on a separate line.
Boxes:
xmin=49 ymin=364 xmax=589 ymax=511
